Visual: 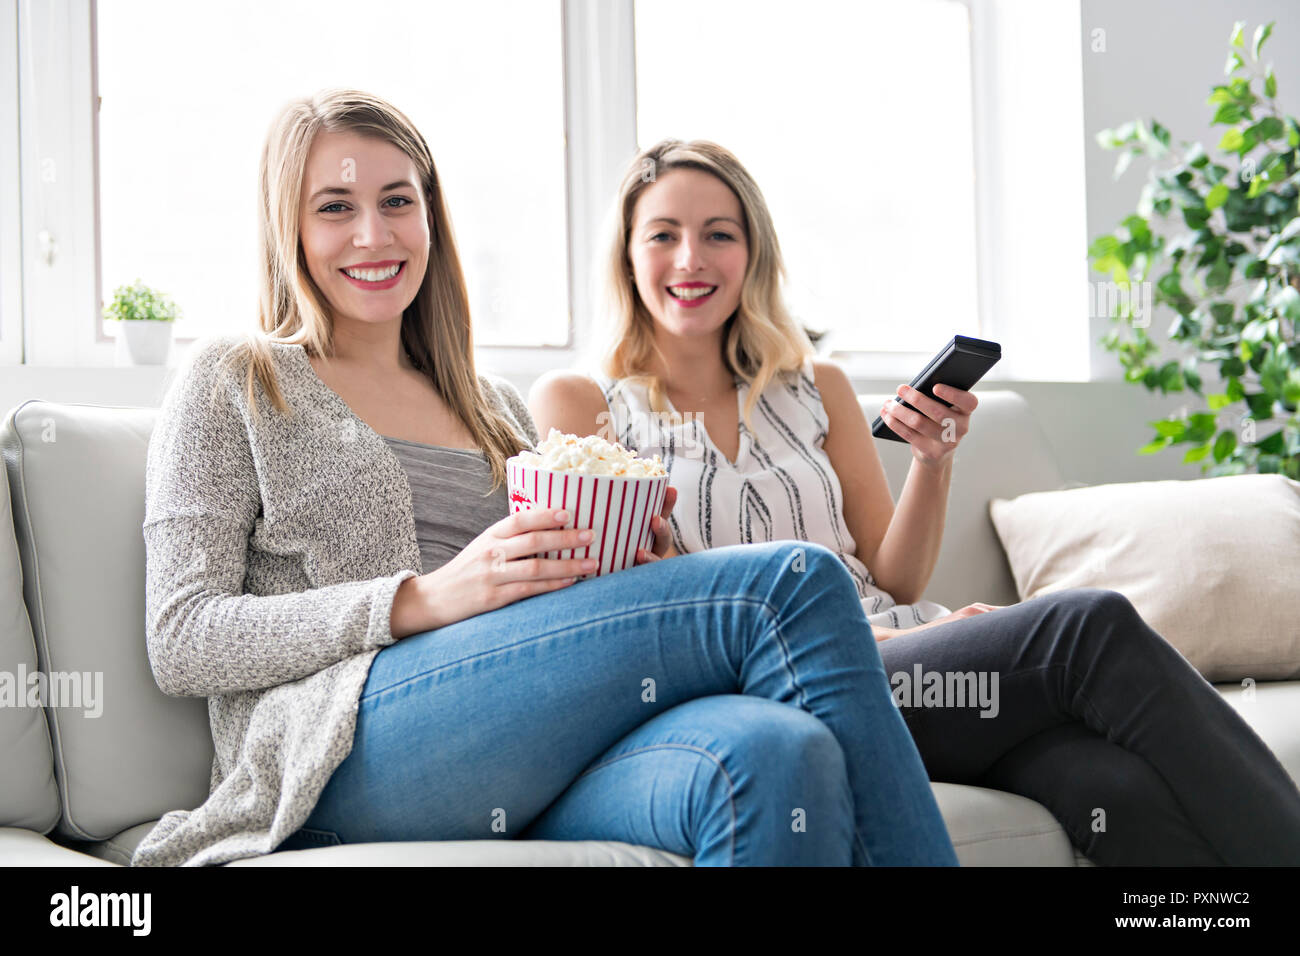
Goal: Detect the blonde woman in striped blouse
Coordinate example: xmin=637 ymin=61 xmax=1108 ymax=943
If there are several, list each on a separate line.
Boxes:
xmin=529 ymin=139 xmax=1300 ymax=865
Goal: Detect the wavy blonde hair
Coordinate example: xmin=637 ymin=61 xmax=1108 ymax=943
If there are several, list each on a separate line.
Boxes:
xmin=205 ymin=88 xmax=527 ymax=493
xmin=596 ymin=139 xmax=820 ymax=431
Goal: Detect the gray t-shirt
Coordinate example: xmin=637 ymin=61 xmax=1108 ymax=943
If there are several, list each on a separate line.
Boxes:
xmin=382 ymin=437 xmax=509 ymax=574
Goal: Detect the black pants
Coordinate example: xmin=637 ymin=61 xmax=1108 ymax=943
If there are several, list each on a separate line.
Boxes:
xmin=876 ymin=588 xmax=1300 ymax=865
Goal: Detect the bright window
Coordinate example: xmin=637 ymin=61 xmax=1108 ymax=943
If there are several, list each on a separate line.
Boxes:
xmin=95 ymin=0 xmax=568 ymax=347
xmin=634 ymin=0 xmax=979 ymax=353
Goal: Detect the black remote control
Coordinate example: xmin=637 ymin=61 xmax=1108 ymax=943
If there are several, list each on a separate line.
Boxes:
xmin=871 ymin=335 xmax=1002 ymax=443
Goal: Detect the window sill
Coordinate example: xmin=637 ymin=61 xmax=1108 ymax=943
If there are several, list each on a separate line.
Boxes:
xmin=0 ymin=363 xmax=175 ymax=414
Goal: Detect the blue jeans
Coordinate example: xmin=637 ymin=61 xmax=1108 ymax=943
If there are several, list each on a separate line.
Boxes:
xmin=280 ymin=541 xmax=959 ymax=866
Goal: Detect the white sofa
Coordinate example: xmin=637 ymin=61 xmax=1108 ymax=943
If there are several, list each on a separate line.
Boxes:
xmin=2 ymin=390 xmax=1296 ymax=866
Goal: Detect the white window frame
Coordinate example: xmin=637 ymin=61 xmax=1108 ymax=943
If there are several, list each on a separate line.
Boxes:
xmin=5 ymin=0 xmax=1089 ymax=385
xmin=475 ymin=0 xmax=636 ymax=379
xmin=15 ymin=0 xmax=100 ymax=366
xmin=809 ymin=0 xmax=1088 ymax=384
xmin=956 ymin=0 xmax=1089 ymax=383
xmin=0 ymin=0 xmax=22 ymax=364
xmin=13 ymin=0 xmax=637 ymax=374
xmin=819 ymin=0 xmax=989 ymax=382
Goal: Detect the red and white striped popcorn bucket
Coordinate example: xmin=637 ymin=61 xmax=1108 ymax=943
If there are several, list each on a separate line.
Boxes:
xmin=507 ymin=456 xmax=670 ymax=577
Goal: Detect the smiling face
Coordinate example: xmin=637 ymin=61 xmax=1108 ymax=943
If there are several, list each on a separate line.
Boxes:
xmin=298 ymin=130 xmax=430 ymax=330
xmin=627 ymin=167 xmax=749 ymax=347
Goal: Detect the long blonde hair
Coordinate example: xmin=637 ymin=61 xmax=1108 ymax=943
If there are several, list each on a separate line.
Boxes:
xmin=597 ymin=139 xmax=819 ymax=431
xmin=206 ymin=88 xmax=527 ymax=493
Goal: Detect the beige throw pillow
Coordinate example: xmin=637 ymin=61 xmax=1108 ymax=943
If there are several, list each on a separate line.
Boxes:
xmin=988 ymin=474 xmax=1300 ymax=682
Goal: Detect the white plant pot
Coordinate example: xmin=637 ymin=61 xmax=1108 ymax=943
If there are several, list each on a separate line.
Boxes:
xmin=118 ymin=319 xmax=174 ymax=365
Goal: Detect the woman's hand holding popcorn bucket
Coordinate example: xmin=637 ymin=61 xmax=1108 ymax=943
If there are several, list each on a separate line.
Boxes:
xmin=635 ymin=485 xmax=679 ymax=565
xmin=508 ymin=429 xmax=678 ymax=577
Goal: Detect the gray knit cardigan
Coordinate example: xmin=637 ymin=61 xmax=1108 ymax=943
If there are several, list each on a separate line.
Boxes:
xmin=130 ymin=334 xmax=539 ymax=867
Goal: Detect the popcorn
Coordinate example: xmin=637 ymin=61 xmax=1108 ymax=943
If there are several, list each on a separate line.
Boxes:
xmin=508 ymin=428 xmax=671 ymax=577
xmin=519 ymin=427 xmax=667 ymax=478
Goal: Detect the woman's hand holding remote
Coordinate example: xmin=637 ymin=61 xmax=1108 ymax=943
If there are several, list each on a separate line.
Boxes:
xmin=878 ymin=383 xmax=980 ymax=471
xmin=389 ymin=507 xmax=599 ymax=637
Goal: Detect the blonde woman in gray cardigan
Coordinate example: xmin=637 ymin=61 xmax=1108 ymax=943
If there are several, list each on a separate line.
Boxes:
xmin=131 ymin=88 xmax=960 ymax=867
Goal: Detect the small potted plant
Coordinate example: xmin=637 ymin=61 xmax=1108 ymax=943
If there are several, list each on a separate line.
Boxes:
xmin=104 ymin=279 xmax=181 ymax=365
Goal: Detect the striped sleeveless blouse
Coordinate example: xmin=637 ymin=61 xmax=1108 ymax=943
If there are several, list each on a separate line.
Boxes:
xmin=588 ymin=358 xmax=952 ymax=630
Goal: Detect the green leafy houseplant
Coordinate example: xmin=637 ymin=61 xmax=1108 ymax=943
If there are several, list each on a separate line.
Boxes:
xmin=103 ymin=279 xmax=181 ymax=324
xmin=1090 ymin=19 xmax=1300 ymax=480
